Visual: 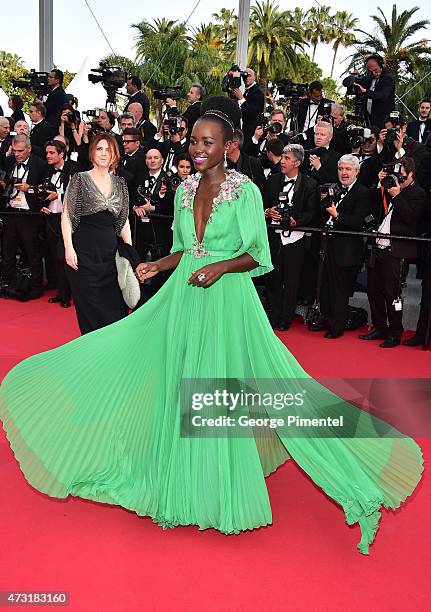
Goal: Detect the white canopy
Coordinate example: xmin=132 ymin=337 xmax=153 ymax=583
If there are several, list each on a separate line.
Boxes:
xmin=0 ymin=87 xmax=11 ymax=116
xmin=65 ymin=56 xmax=109 ymax=112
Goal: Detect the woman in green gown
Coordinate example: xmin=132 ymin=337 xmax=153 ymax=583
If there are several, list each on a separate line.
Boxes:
xmin=0 ymin=98 xmax=423 ymax=554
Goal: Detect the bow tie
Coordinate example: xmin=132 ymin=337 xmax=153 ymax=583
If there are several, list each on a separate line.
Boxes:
xmin=148 ymin=176 xmax=156 ymax=187
xmin=284 ymin=179 xmax=295 ymax=185
xmin=339 ymin=186 xmax=349 ymax=195
xmin=17 ymin=162 xmax=27 ymax=171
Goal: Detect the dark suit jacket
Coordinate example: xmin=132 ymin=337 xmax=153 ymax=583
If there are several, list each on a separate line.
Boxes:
xmin=406 ymin=119 xmax=431 ymax=143
xmin=0 ymin=135 xmax=12 ymax=161
xmin=158 ymin=139 xmax=189 ymax=170
xmin=136 ymin=119 xmax=157 ymax=146
xmin=228 ymin=152 xmax=266 ymax=196
xmin=183 ymin=102 xmax=202 ymax=134
xmin=362 ymin=68 xmax=395 ymax=129
xmin=45 ymin=87 xmax=68 ymax=128
xmin=121 ymin=149 xmax=147 ymax=205
xmin=30 ymin=120 xmax=56 ymax=153
xmin=296 ymin=97 xmax=333 ymax=133
xmin=264 ymin=172 xmax=319 ymax=228
xmin=240 ymin=83 xmax=265 ymax=143
xmin=3 ymin=153 xmax=49 ymax=212
xmin=304 ymin=147 xmax=341 ymax=184
xmin=326 ymin=181 xmax=372 ymax=266
xmin=124 ymin=91 xmax=150 ymax=121
xmin=379 ymin=183 xmax=427 ymax=259
xmin=44 ymin=159 xmax=80 ymax=196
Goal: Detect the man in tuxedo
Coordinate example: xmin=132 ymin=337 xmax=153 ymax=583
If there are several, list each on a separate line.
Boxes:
xmin=294 ymin=81 xmax=333 ymax=135
xmin=121 ymin=128 xmax=148 ymax=205
xmin=0 ymin=135 xmax=49 ymax=300
xmin=226 ymin=129 xmax=266 ymax=195
xmin=230 ymin=67 xmax=265 ymax=145
xmin=264 ymin=144 xmax=319 ymax=329
xmin=29 ymin=101 xmax=56 ymax=154
xmin=124 ymin=76 xmax=150 ymax=121
xmin=45 ymin=69 xmax=67 ymax=129
xmin=304 ymin=121 xmax=341 ymax=184
xmin=355 ymin=55 xmax=395 ymax=129
xmin=40 ymin=140 xmax=79 ymax=307
xmin=166 ymin=83 xmax=204 ymax=135
xmin=245 ymin=109 xmax=289 ymax=159
xmin=132 ymin=148 xmax=173 ymax=266
xmin=0 ymin=117 xmax=12 ymax=163
xmin=128 ymin=102 xmax=157 ymax=148
xmin=119 ymin=112 xmax=136 ymax=132
xmin=360 ymin=157 xmax=427 ymax=347
xmin=319 ymin=154 xmax=372 ymax=338
xmin=406 ymin=98 xmax=431 ymax=143
xmin=158 ymin=117 xmax=189 ymax=173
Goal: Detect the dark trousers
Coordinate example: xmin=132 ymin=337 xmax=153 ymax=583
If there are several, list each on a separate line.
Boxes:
xmin=266 ymin=232 xmax=305 ymax=322
xmin=1 ymin=212 xmax=44 ymax=290
xmin=45 ymin=214 xmax=71 ymax=301
xmin=415 ymin=248 xmax=431 ymax=338
xmin=321 ymin=243 xmax=359 ymax=333
xmin=367 ymin=248 xmax=409 ymax=338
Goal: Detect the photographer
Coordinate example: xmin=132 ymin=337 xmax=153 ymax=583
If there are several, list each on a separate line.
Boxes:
xmin=245 ymin=109 xmax=289 ymax=159
xmin=230 ymin=67 xmax=265 ymax=145
xmin=59 ymin=103 xmax=82 ymax=156
xmin=0 ymin=117 xmax=12 ymax=163
xmin=328 ymin=104 xmax=351 ymax=155
xmin=360 ymin=157 xmax=426 ymax=347
xmin=45 ymin=69 xmax=68 ymax=129
xmin=304 ymin=121 xmax=341 ymax=184
xmin=29 ymin=101 xmax=56 ymax=156
xmin=158 ymin=116 xmax=189 ymax=173
xmin=0 ymin=134 xmax=48 ymax=300
xmin=354 ymin=55 xmax=395 ymax=129
xmin=406 ymin=98 xmax=431 ymax=143
xmin=119 ymin=112 xmax=136 ymax=132
xmin=264 ymin=138 xmax=284 ymax=177
xmin=40 ymin=140 xmax=79 ymax=307
xmin=318 ymin=155 xmax=372 ymax=338
xmin=121 ymin=128 xmax=147 ymax=185
xmin=124 ymin=76 xmax=150 ymax=121
xmin=294 ymin=81 xmax=333 ymax=135
xmin=8 ymin=95 xmax=25 ymax=123
xmin=264 ymin=144 xmax=319 ymax=329
xmin=225 ymin=129 xmax=266 ymax=195
xmin=165 ymin=83 xmax=204 ymax=134
xmin=350 ymin=126 xmax=381 ymax=188
xmin=128 ymin=102 xmax=157 ymax=147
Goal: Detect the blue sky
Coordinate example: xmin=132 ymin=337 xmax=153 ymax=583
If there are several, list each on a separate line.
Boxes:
xmin=2 ymin=1 xmax=429 ymax=80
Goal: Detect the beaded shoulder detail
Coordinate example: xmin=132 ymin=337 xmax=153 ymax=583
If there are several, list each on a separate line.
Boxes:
xmin=180 ymin=169 xmax=250 ymax=218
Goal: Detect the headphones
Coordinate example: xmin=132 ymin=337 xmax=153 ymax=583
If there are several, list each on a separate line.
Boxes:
xmin=365 ymin=54 xmax=384 ymax=68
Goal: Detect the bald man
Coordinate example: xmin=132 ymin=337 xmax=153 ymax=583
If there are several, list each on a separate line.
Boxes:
xmin=230 ymin=67 xmax=265 ymax=145
xmin=128 ymin=102 xmax=157 ymax=146
xmin=0 ymin=117 xmax=12 ymax=164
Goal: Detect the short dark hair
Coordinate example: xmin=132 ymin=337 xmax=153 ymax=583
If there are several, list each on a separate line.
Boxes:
xmin=309 ymin=81 xmax=323 ymax=93
xmin=401 ymin=156 xmax=415 ymax=176
xmin=31 ymin=100 xmax=46 ymax=117
xmin=122 ymin=127 xmax=141 ymax=141
xmin=128 ymin=76 xmax=142 ymax=90
xmin=51 ymin=69 xmax=64 ymax=85
xmin=266 ymin=138 xmax=284 ymax=156
xmin=232 ymin=129 xmax=244 ymax=148
xmin=45 ymin=140 xmax=67 ymax=156
xmin=9 ymin=94 xmax=24 ymax=110
xmin=174 ymin=152 xmax=193 ymax=166
xmin=420 ymin=98 xmax=431 ymax=106
xmin=384 ymin=113 xmax=406 ymax=127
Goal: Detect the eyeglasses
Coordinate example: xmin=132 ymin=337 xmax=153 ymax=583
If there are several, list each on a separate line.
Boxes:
xmin=123 ymin=139 xmax=139 ymax=143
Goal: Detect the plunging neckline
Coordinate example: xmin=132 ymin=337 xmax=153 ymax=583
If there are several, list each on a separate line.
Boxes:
xmin=86 ymin=171 xmax=114 ymax=199
xmin=193 ymin=173 xmax=227 ymax=244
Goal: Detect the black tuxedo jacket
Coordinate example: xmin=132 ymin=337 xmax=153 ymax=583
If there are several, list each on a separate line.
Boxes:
xmin=362 ymin=68 xmax=395 ymax=129
xmin=124 ymin=91 xmax=150 ymax=121
xmin=296 ymin=97 xmax=333 ymax=133
xmin=303 ymin=147 xmax=341 ymax=184
xmin=183 ymin=102 xmax=202 ymax=134
xmin=3 ymin=153 xmax=49 ymax=212
xmin=45 ymin=87 xmax=68 ymax=128
xmin=379 ymin=184 xmax=427 ymax=259
xmin=406 ymin=119 xmax=431 ymax=143
xmin=30 ymin=120 xmax=56 ymax=153
xmin=136 ymin=119 xmax=157 ymax=146
xmin=0 ymin=135 xmax=12 ymax=161
xmin=158 ymin=139 xmax=189 ymax=169
xmin=139 ymin=170 xmax=174 ymax=218
xmin=44 ymin=159 xmax=80 ymax=196
xmin=240 ymin=83 xmax=265 ymax=142
xmin=244 ymin=132 xmax=289 ymax=158
xmin=325 ymin=181 xmax=372 ymax=266
xmin=121 ymin=149 xmax=147 ymax=205
xmin=228 ymin=153 xmax=266 ymax=196
xmin=264 ymin=172 xmax=319 ymax=228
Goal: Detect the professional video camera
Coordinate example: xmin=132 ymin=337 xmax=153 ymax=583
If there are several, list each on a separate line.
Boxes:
xmin=88 ymin=61 xmax=127 ymax=105
xmin=153 ymin=86 xmax=182 ymax=102
xmin=222 ymin=65 xmax=248 ymax=94
xmin=347 ymin=126 xmax=372 ymax=148
xmin=277 ymin=192 xmax=294 ymax=230
xmin=342 ymin=72 xmax=368 ymax=96
xmin=164 ymin=116 xmax=183 ymax=135
xmin=82 ymin=109 xmax=105 ymax=133
xmin=27 ymin=182 xmax=57 ymax=199
xmin=276 ymin=79 xmax=308 ymax=98
xmin=12 ymin=70 xmax=50 ymax=98
xmin=258 ymin=113 xmax=283 ymax=136
xmin=318 ymin=183 xmax=343 ymax=207
xmin=380 ymin=162 xmax=407 ymax=189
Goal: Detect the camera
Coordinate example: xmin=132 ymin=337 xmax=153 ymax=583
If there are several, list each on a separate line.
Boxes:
xmin=88 ymin=61 xmax=127 ymax=105
xmin=381 ymin=172 xmax=406 ymax=190
xmin=222 ymin=65 xmax=248 ymax=93
xmin=320 ymin=101 xmax=332 ymax=123
xmin=342 ymin=73 xmax=368 ymax=96
xmin=161 ymin=172 xmax=181 ymax=190
xmin=153 ymin=86 xmax=182 ymax=101
xmin=27 ymin=182 xmax=57 ymax=199
xmin=348 ymin=127 xmax=372 ymax=148
xmin=318 ymin=183 xmax=343 ymax=207
xmin=385 ymin=127 xmax=400 ymax=146
xmin=12 ymin=70 xmax=50 ymax=98
xmin=83 ymin=109 xmax=100 ymax=118
xmin=164 ymin=116 xmax=183 ymax=135
xmin=258 ymin=113 xmax=283 ymax=136
xmin=64 ymin=111 xmax=76 ymax=123
xmin=275 ymin=79 xmax=308 ymax=98
xmin=277 ymin=192 xmax=294 ymax=230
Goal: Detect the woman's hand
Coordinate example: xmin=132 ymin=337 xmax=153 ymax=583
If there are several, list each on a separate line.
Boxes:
xmin=135 ymin=262 xmax=160 ymax=282
xmin=188 ymin=262 xmax=227 ymax=288
xmin=65 ymin=246 xmax=78 ymax=270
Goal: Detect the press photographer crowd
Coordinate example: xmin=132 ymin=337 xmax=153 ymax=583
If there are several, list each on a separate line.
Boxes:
xmin=1 ymin=55 xmax=431 ymax=349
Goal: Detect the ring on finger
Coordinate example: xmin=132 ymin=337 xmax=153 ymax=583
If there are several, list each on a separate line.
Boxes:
xmin=197 ymin=273 xmax=206 ymax=282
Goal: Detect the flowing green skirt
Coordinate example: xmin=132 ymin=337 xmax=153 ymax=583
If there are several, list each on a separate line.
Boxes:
xmin=0 ymin=252 xmax=423 ymax=554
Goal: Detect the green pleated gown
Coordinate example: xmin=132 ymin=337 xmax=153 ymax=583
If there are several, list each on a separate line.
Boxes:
xmin=0 ymin=170 xmax=423 ymax=554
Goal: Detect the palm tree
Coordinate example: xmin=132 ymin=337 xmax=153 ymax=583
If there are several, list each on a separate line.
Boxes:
xmin=211 ymin=8 xmax=237 ymax=47
xmin=304 ymin=6 xmax=333 ymax=62
xmin=351 ymin=5 xmax=431 ymax=78
xmin=329 ymin=11 xmax=358 ymax=78
xmin=247 ymin=0 xmax=305 ymax=90
xmin=190 ymin=23 xmax=224 ymax=52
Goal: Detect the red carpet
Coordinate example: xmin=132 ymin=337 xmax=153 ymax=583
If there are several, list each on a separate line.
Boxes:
xmin=1 ymin=295 xmax=430 ymax=611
